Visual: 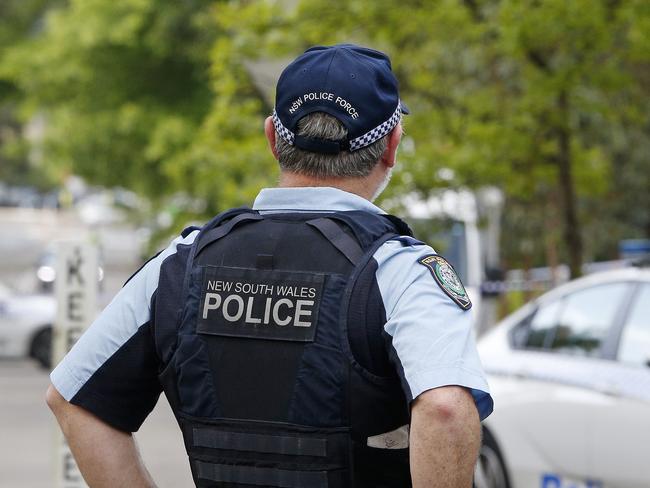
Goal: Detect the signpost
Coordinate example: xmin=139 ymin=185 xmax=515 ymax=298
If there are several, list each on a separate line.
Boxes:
xmin=52 ymin=242 xmax=98 ymax=488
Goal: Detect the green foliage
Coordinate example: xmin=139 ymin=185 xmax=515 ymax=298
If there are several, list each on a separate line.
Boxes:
xmin=2 ymin=0 xmax=649 ymax=268
xmin=2 ymin=0 xmax=216 ymax=202
xmin=202 ymin=0 xmax=650 ymax=269
xmin=0 ymin=0 xmax=61 ymax=189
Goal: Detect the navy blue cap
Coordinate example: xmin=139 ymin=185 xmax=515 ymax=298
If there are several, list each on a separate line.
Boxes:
xmin=273 ymin=44 xmax=408 ymax=154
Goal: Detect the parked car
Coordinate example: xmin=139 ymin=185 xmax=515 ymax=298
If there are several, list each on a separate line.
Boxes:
xmin=475 ymin=266 xmax=650 ymax=488
xmin=0 ymin=281 xmax=55 ymax=368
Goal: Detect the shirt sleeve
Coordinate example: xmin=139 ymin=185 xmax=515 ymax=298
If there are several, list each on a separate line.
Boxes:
xmin=49 ymin=230 xmax=199 ymax=432
xmin=374 ymin=239 xmax=494 ymax=421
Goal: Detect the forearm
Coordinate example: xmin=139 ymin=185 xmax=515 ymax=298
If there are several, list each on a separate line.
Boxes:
xmin=409 ymin=386 xmax=481 ymax=488
xmin=46 ymin=385 xmax=157 ymax=488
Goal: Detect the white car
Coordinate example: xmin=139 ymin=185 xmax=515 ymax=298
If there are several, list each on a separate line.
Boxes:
xmin=475 ymin=266 xmax=650 ymax=488
xmin=0 ymin=282 xmax=55 ymax=368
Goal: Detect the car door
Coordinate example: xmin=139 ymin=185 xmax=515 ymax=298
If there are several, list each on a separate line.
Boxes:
xmin=586 ymin=282 xmax=650 ymax=488
xmin=504 ymin=281 xmax=633 ymax=485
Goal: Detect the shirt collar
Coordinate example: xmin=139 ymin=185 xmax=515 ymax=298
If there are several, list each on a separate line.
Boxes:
xmin=252 ymin=187 xmax=386 ymax=214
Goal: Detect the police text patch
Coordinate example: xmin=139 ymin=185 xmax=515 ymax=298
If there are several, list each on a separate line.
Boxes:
xmin=196 ymin=266 xmax=324 ymax=342
xmin=417 ymin=255 xmax=472 ymax=311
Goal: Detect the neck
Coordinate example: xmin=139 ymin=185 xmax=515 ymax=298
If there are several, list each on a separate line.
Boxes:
xmin=278 ymin=172 xmax=377 ymax=201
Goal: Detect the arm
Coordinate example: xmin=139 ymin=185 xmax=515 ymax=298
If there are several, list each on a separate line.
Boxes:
xmin=46 ymin=232 xmax=200 ymax=486
xmin=373 ymin=240 xmax=493 ymax=486
xmin=46 ymin=385 xmax=157 ymax=488
xmin=410 ymin=386 xmax=481 ymax=488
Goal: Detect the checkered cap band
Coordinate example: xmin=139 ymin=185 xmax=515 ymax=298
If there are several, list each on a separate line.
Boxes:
xmin=272 ymin=110 xmax=295 ymax=145
xmin=272 ymin=103 xmax=402 ymax=152
xmin=349 ymin=104 xmax=402 ymax=151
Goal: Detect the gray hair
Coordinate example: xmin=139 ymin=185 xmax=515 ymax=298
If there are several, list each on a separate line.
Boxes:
xmin=275 ymin=112 xmax=389 ymax=178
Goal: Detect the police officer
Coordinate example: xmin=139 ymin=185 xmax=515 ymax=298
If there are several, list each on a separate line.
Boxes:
xmin=47 ymin=44 xmax=493 ymax=488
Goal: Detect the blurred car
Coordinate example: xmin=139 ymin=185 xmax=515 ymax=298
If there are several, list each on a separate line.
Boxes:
xmin=0 ymin=281 xmax=55 ymax=368
xmin=474 ymin=266 xmax=650 ymax=488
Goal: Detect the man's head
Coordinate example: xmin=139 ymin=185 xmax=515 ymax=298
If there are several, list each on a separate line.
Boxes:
xmin=265 ymin=44 xmax=407 ymax=194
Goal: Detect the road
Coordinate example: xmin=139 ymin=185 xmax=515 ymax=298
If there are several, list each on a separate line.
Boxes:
xmin=0 ymin=359 xmax=194 ymax=488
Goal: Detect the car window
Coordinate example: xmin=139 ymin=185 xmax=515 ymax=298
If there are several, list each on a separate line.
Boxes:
xmin=618 ymin=284 xmax=650 ymax=367
xmin=549 ymin=283 xmax=629 ymax=357
xmin=522 ymin=299 xmax=562 ymax=349
xmin=519 ymin=282 xmax=629 ymax=357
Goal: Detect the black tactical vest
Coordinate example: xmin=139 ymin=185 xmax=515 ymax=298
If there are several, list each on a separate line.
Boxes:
xmin=156 ymin=208 xmax=416 ymax=487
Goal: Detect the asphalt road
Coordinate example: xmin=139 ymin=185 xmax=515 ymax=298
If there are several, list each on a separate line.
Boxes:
xmin=0 ymin=359 xmax=194 ymax=488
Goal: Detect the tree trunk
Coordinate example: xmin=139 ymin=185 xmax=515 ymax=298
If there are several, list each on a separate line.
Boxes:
xmin=556 ymin=90 xmax=583 ymax=278
xmin=544 ymin=195 xmax=561 ymax=286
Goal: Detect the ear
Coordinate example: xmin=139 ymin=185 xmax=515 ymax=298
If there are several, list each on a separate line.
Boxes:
xmin=264 ymin=116 xmax=279 ymax=160
xmin=381 ymin=122 xmax=402 ymax=169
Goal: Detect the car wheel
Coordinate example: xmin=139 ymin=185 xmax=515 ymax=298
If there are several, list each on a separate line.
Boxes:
xmin=474 ymin=428 xmax=510 ymax=488
xmin=30 ymin=327 xmax=52 ymax=369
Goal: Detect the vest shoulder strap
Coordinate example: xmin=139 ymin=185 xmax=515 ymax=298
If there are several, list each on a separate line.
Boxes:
xmin=381 ymin=214 xmax=415 ymax=237
xmin=195 ymin=211 xmax=263 ymax=257
xmin=306 ymin=217 xmax=364 ymax=265
xmin=181 ymin=207 xmax=260 ymax=304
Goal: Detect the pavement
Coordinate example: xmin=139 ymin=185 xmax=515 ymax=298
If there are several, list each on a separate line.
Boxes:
xmin=0 ymin=359 xmax=194 ymax=488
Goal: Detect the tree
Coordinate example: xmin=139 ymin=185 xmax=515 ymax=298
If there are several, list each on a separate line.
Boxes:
xmin=0 ymin=0 xmax=60 ymax=189
xmin=4 ymin=0 xmax=649 ymax=272
xmin=2 ymin=0 xmax=217 ymax=202
xmin=201 ymin=0 xmax=650 ymax=275
xmin=493 ymin=0 xmax=650 ymax=275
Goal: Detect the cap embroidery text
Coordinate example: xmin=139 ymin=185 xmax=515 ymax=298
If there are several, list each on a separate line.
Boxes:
xmin=289 ymin=92 xmax=359 ymax=119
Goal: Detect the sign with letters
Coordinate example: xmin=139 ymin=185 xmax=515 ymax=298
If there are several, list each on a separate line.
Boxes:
xmin=197 ymin=266 xmax=324 ymax=342
xmin=53 ymin=242 xmax=97 ymax=488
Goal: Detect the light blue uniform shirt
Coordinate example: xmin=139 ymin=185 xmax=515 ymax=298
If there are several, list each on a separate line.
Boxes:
xmin=51 ymin=186 xmax=492 ymax=427
xmin=254 ymin=187 xmax=493 ymax=420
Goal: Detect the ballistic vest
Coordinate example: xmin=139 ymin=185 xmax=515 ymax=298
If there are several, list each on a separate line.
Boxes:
xmin=156 ymin=208 xmax=416 ymax=488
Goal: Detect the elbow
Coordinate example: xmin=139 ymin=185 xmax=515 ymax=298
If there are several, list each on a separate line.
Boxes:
xmin=46 ymin=384 xmax=66 ymax=416
xmin=412 ymin=386 xmax=479 ymax=427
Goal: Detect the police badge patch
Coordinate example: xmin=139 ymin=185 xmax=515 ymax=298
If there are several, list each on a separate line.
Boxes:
xmin=418 ymin=255 xmax=472 ymax=311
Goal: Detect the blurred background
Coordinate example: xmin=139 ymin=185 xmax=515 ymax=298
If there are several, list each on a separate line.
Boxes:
xmin=0 ymin=1 xmax=648 ymax=487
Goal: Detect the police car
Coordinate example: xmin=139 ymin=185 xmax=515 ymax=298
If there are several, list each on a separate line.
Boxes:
xmin=0 ymin=281 xmax=55 ymax=368
xmin=474 ymin=266 xmax=650 ymax=488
